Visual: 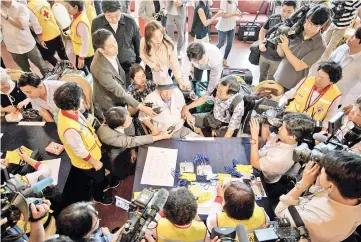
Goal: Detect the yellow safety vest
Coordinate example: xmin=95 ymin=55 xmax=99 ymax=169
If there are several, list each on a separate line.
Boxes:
xmin=57 ymin=110 xmax=101 ymax=169
xmin=27 ymin=0 xmax=61 ymax=41
xmin=217 ymin=206 xmax=266 ymax=242
xmin=286 ymin=76 xmax=342 ymax=121
xmin=156 ymin=218 xmax=207 ymax=242
xmin=70 ymin=11 xmax=94 ymax=57
xmin=85 ymin=0 xmax=97 ymax=26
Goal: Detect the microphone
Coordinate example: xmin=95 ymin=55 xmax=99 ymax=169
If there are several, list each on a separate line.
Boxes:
xmin=258 ymin=105 xmax=273 ymax=112
xmin=312 ymin=133 xmax=346 ymax=149
xmin=150 ymin=188 xmax=169 ymax=212
xmin=22 ymin=177 xmax=54 ymax=197
xmin=236 ymin=224 xmax=250 ymax=242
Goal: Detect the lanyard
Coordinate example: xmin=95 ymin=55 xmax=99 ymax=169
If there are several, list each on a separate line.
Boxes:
xmin=304 ymin=84 xmax=331 ymax=113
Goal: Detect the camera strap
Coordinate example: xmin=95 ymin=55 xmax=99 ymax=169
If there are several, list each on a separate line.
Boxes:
xmin=288 ymin=206 xmax=305 ymax=228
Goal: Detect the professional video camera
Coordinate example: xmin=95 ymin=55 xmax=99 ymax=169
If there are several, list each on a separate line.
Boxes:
xmin=1 ymin=169 xmax=53 ymax=239
xmin=265 ymin=4 xmax=314 ymax=49
xmin=332 ymin=0 xmax=346 ymax=21
xmin=114 ymin=188 xmax=169 ymax=242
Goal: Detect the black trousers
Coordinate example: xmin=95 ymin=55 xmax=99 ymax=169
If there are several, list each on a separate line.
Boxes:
xmin=193 ymin=68 xmax=210 ymax=83
xmin=45 ymin=36 xmax=68 ymax=61
xmin=75 ymin=55 xmax=93 ymax=76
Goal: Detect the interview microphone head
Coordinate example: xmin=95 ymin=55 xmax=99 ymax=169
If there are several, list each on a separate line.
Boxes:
xmin=22 ymin=177 xmax=54 ymax=197
xmin=236 ymin=224 xmax=250 ymax=242
xmin=258 ymin=105 xmax=272 ymax=112
xmin=150 ymin=188 xmax=169 ymax=212
xmin=313 ymin=133 xmax=328 ymax=143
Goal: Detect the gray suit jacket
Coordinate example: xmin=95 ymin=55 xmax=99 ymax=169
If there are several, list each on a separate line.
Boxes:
xmin=97 ymin=123 xmax=154 ymax=160
xmin=90 ymin=50 xmax=140 ymax=112
xmin=139 ymin=0 xmax=164 ymax=23
xmin=166 ymin=0 xmax=186 ymax=18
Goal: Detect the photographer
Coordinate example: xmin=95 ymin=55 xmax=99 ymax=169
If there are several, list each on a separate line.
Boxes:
xmin=275 ymin=151 xmax=361 ymax=242
xmin=258 ymin=0 xmax=297 ymax=82
xmin=250 ymin=113 xmax=315 ymax=198
xmin=283 ymin=61 xmax=342 ymax=129
xmin=320 ymin=0 xmax=361 ymax=61
xmin=274 ymin=5 xmax=332 ymax=90
xmin=2 ymin=200 xmax=51 ymax=242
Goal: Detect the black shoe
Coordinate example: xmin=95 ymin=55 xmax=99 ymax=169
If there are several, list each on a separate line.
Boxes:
xmin=93 ymin=196 xmax=113 ymax=206
xmin=103 ymin=178 xmax=121 ymax=192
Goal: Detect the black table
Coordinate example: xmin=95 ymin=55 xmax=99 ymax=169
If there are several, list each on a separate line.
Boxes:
xmin=133 ymin=138 xmax=274 ymax=218
xmin=0 ymin=122 xmax=71 ymax=193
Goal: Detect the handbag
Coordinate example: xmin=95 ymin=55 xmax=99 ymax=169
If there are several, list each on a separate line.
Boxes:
xmin=22 ymin=109 xmax=43 ymax=122
xmin=249 ymin=41 xmax=261 ymax=65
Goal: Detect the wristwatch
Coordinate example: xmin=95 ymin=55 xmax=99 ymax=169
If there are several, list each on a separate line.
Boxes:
xmin=295 ymin=181 xmax=307 ymax=192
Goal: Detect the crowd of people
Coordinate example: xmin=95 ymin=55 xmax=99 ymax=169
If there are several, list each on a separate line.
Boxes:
xmin=1 ymin=0 xmax=361 ymax=241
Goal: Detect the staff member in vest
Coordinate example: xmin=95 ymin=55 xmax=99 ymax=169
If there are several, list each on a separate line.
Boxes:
xmin=64 ymin=1 xmax=94 ymax=75
xmin=54 ymin=82 xmax=117 ymax=205
xmin=207 ymin=181 xmax=269 ymax=241
xmin=155 ymin=187 xmax=208 ymax=241
xmin=182 ymin=76 xmax=244 ymax=137
xmin=250 ymin=113 xmax=315 ymax=199
xmin=283 ymin=61 xmax=342 ymax=129
xmin=27 ymin=0 xmax=68 ymax=66
xmin=275 ymin=152 xmax=361 ymax=242
xmin=274 ymin=5 xmax=332 ymax=90
xmin=320 ymin=0 xmax=361 ymax=62
xmin=84 ymin=0 xmax=97 ymax=26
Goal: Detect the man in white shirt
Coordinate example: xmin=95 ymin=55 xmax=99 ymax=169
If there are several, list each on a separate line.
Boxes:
xmin=182 ymin=42 xmax=223 ymax=94
xmin=275 ymin=152 xmax=361 ymax=242
xmin=18 ymin=72 xmax=64 ymax=122
xmin=139 ymin=78 xmax=198 ymax=138
xmin=0 ymin=0 xmax=50 ymax=76
xmin=249 ymin=113 xmax=315 ymax=198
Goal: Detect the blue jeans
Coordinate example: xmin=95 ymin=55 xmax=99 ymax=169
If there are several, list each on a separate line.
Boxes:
xmin=216 ymin=29 xmax=236 ymax=60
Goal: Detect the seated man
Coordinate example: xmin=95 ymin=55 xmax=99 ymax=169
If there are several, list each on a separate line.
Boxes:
xmin=182 ymin=42 xmax=223 ymax=94
xmin=139 ymin=78 xmax=198 ymax=138
xmin=1 ymin=68 xmax=30 ymax=117
xmin=97 ymin=107 xmax=171 ymax=179
xmin=207 ymin=181 xmax=269 ymax=241
xmin=182 ymin=76 xmax=244 ymax=137
xmin=281 ymin=61 xmax=342 ymax=129
xmin=250 ymin=113 xmax=315 ymax=198
xmin=18 ymin=73 xmax=65 ymax=122
xmin=275 ymin=153 xmax=361 ymax=242
xmin=155 ymin=187 xmax=208 ymax=241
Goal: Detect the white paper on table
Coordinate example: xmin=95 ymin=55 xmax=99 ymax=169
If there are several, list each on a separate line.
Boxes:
xmin=141 ymin=147 xmax=178 ymax=187
xmin=18 ymin=121 xmax=45 ymax=126
xmin=0 ymin=133 xmax=3 ymax=139
xmin=188 ymin=182 xmax=217 ymax=215
xmin=41 ymin=158 xmax=61 ymax=186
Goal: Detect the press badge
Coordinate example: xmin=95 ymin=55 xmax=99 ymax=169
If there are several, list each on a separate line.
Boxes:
xmin=115 ymin=196 xmax=130 ymax=211
xmin=180 ymin=161 xmax=194 ymax=173
xmin=197 ymin=165 xmax=213 ymax=176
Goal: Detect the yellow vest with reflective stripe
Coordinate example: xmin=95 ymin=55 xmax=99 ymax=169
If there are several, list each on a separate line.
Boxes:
xmin=57 ymin=111 xmax=101 ymax=169
xmin=27 ymin=0 xmax=61 ymax=41
xmin=217 ymin=205 xmax=266 ymax=242
xmin=85 ymin=0 xmax=97 ymax=26
xmin=156 ymin=218 xmax=207 ymax=242
xmin=286 ymin=76 xmax=341 ymax=121
xmin=70 ymin=12 xmax=94 ymax=57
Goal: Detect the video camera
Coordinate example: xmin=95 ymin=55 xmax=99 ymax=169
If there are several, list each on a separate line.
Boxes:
xmin=265 ymin=4 xmax=314 ymax=49
xmin=332 ymin=0 xmax=346 ymax=21
xmin=1 ymin=169 xmax=53 ymax=237
xmin=115 ymin=188 xmax=169 ymax=242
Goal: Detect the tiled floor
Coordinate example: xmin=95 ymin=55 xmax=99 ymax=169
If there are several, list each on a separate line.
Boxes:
xmin=1 ymin=31 xmax=260 ymax=230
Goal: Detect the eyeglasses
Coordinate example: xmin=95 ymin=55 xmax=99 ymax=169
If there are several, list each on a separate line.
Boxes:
xmin=305 ymin=19 xmax=320 ymax=29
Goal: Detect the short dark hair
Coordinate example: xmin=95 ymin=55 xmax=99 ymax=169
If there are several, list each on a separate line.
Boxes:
xmin=317 ymin=61 xmax=343 ymax=84
xmin=306 ymin=5 xmax=332 ymax=26
xmin=101 ymin=0 xmax=121 ymax=13
xmin=18 ymin=73 xmax=42 ymax=88
xmin=129 ymin=63 xmax=145 ymax=80
xmin=355 ymin=26 xmax=361 ymax=44
xmin=321 ymin=151 xmax=361 ymax=199
xmin=68 ymin=1 xmax=84 ymax=12
xmin=283 ymin=112 xmax=315 ymax=142
xmin=282 ymin=0 xmax=296 ymax=9
xmin=92 ymin=28 xmax=113 ymax=49
xmin=219 ymin=76 xmax=240 ymax=95
xmin=187 ymin=42 xmax=205 ymax=61
xmin=355 ymin=95 xmax=361 ymax=111
xmin=56 ymin=202 xmax=97 ymax=240
xmin=53 ymin=82 xmax=82 ymax=111
xmin=104 ymin=107 xmax=128 ymax=129
xmin=223 ymin=181 xmax=255 ymax=220
xmin=163 ymin=187 xmax=198 ymax=225
xmin=45 ymin=236 xmax=75 ymax=242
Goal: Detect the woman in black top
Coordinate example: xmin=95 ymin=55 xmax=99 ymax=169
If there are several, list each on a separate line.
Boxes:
xmin=190 ymin=0 xmax=223 ymax=42
xmin=0 ymin=68 xmax=30 ymax=114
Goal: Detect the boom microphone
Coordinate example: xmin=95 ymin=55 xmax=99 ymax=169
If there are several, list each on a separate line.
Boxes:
xmin=22 ymin=177 xmax=54 ymax=197
xmin=236 ymin=224 xmax=250 ymax=242
xmin=312 ymin=133 xmax=328 ymax=143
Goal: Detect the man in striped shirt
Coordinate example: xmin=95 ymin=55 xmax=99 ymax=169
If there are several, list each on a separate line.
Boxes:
xmin=321 ymin=0 xmax=361 ymax=61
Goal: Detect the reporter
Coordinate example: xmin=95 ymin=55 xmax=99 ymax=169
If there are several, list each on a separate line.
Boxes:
xmin=250 ymin=113 xmax=315 ymax=198
xmin=275 ymin=151 xmax=361 ymax=242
